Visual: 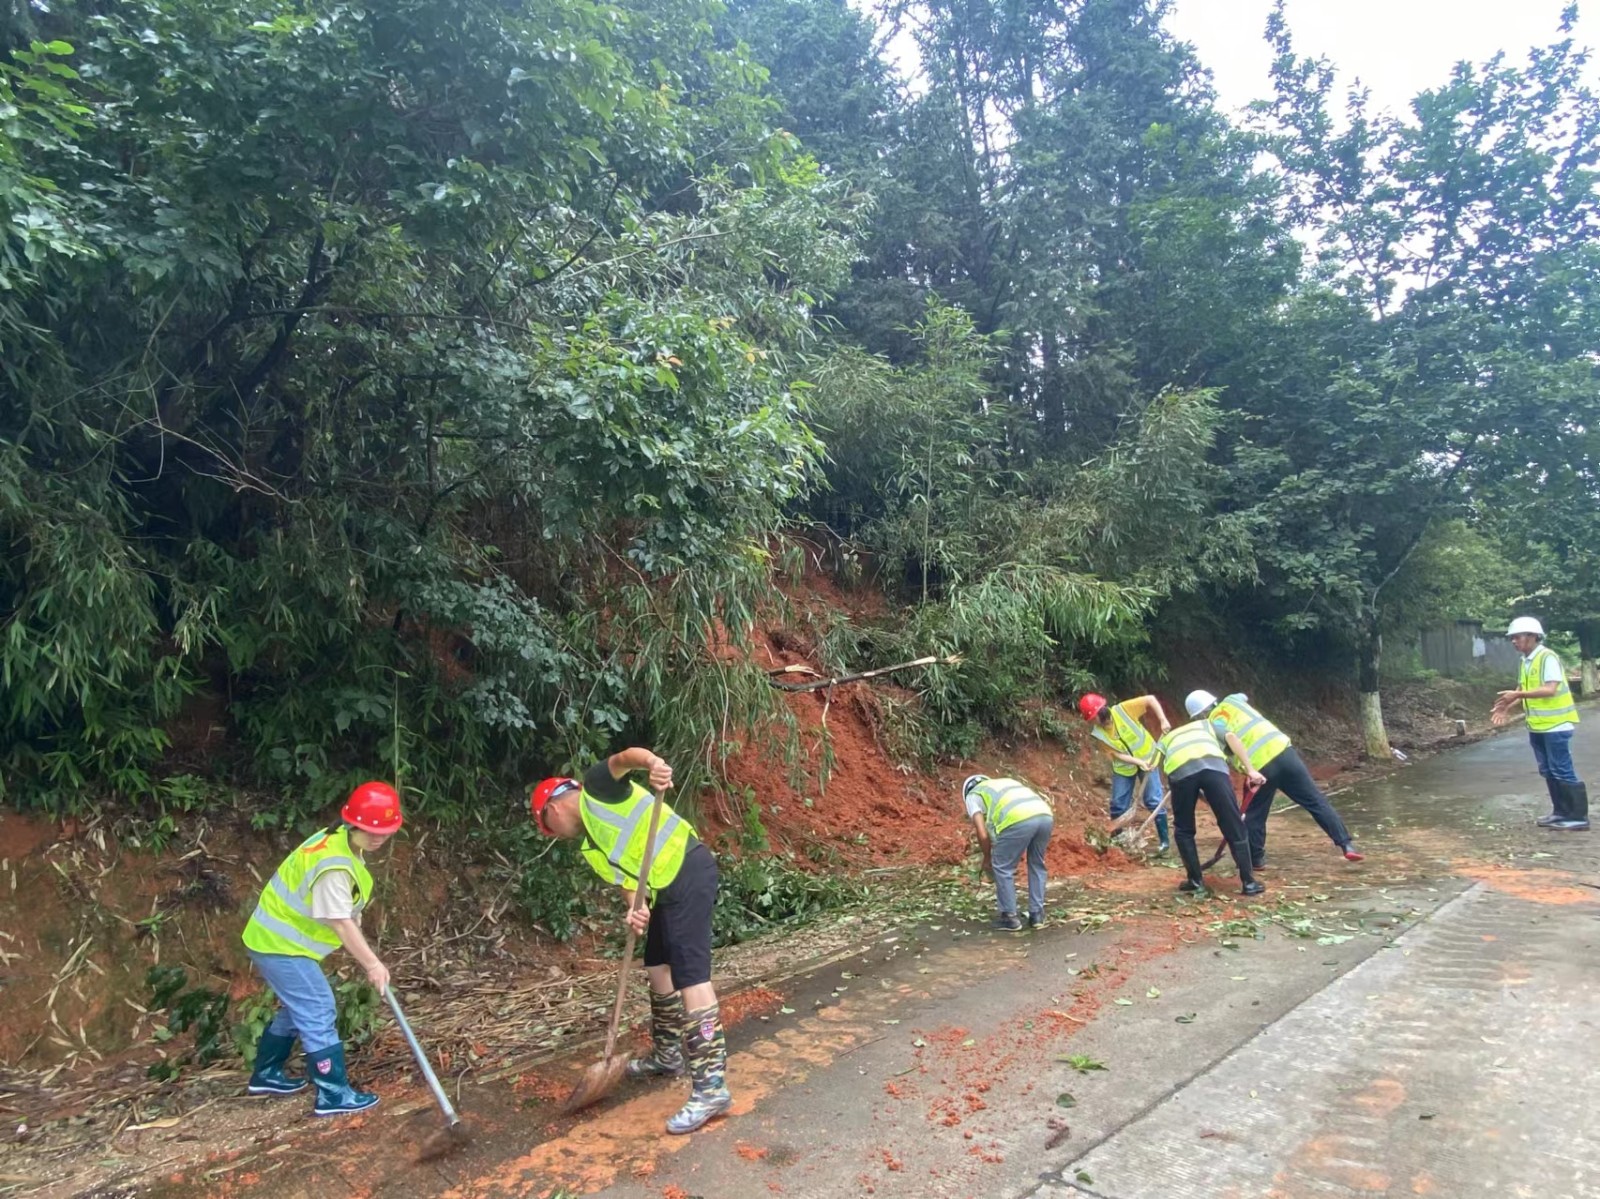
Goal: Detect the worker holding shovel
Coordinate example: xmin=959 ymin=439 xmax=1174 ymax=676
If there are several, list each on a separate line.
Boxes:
xmin=1155 ymin=715 xmax=1264 ymax=896
xmin=240 ymin=781 xmax=401 ymax=1115
xmin=1079 ymin=693 xmax=1172 ymax=853
xmin=531 ymin=748 xmax=731 ymax=1133
xmin=1186 ymin=690 xmax=1364 ymax=867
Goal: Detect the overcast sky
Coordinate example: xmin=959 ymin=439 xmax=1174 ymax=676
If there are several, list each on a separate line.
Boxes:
xmin=1165 ymin=0 xmax=1594 ymax=118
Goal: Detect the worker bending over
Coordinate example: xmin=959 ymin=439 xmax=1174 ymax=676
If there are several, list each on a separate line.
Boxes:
xmin=531 ymin=749 xmax=731 ymax=1133
xmin=1156 ymin=716 xmax=1264 ymax=896
xmin=1187 ymin=690 xmax=1363 ymax=867
xmin=1492 ymin=616 xmax=1588 ymax=831
xmin=241 ymin=782 xmax=401 ymax=1115
xmin=1079 ymin=693 xmax=1171 ymax=852
xmin=962 ymin=775 xmax=1054 ymax=930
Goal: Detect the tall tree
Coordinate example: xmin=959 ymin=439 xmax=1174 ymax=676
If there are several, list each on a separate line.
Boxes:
xmin=1227 ymin=2 xmax=1600 ymax=755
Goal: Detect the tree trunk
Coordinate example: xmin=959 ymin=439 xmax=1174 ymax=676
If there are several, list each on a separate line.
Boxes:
xmin=1358 ymin=617 xmax=1392 ymax=759
xmin=1577 ymin=619 xmax=1600 ymax=698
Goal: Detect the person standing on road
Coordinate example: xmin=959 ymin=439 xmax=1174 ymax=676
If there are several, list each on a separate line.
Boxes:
xmin=1156 ymin=715 xmax=1264 ymax=896
xmin=530 ymin=748 xmax=732 ymax=1133
xmin=1186 ymin=690 xmax=1364 ymax=868
xmin=1079 ymin=693 xmax=1172 ymax=852
xmin=240 ymin=781 xmax=401 ymax=1116
xmin=962 ymin=775 xmax=1055 ymax=931
xmin=1492 ymin=616 xmax=1588 ymax=831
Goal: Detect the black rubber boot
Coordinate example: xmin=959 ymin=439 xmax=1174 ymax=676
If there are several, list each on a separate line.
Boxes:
xmin=1229 ymin=839 xmax=1265 ymax=896
xmin=1556 ymin=783 xmax=1589 ymax=830
xmin=1538 ymin=777 xmax=1567 ymax=827
xmin=1175 ymin=836 xmax=1205 ymax=893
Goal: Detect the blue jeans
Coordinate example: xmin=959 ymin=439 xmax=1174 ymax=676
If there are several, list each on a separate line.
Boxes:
xmin=1110 ymin=769 xmax=1164 ymax=817
xmin=1529 ymin=730 xmax=1581 ymax=785
xmin=990 ymin=814 xmax=1052 ymax=921
xmin=248 ymin=950 xmax=340 ymax=1053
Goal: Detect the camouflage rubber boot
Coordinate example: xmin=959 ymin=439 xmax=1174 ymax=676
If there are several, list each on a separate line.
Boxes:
xmin=665 ymin=1004 xmax=732 ymax=1135
xmin=626 ymin=989 xmax=686 ymax=1080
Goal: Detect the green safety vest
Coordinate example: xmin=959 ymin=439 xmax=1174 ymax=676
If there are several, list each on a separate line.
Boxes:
xmin=1521 ymin=645 xmax=1580 ymax=732
xmin=1158 ymin=719 xmax=1227 ymax=774
xmin=1211 ymin=694 xmax=1292 ymax=772
xmin=579 ymin=781 xmax=693 ymax=893
xmin=1090 ymin=703 xmax=1159 ymax=777
xmin=242 ymin=827 xmax=374 ymax=960
xmin=971 ymin=778 xmax=1052 ymax=835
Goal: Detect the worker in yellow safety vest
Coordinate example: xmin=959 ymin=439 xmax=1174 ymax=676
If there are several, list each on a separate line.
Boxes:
xmin=961 ymin=774 xmax=1054 ymax=931
xmin=1492 ymin=616 xmax=1587 ymax=830
xmin=240 ymin=781 xmax=401 ymax=1115
xmin=1077 ymin=693 xmax=1171 ymax=852
xmin=531 ymin=748 xmax=730 ymax=1133
xmin=1185 ymin=690 xmax=1364 ymax=868
xmin=1155 ymin=716 xmax=1263 ymax=896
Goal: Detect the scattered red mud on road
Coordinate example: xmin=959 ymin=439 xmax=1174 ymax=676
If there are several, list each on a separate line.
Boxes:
xmin=1455 ymin=863 xmax=1599 ymax=906
xmin=721 ymin=986 xmax=783 ymax=1027
xmin=735 ymin=1141 xmax=770 ymax=1161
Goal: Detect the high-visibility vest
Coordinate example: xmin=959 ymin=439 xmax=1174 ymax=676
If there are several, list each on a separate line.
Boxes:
xmin=1211 ymin=694 xmax=1292 ymax=772
xmin=242 ymin=827 xmax=374 ymax=960
xmin=1158 ymin=719 xmax=1227 ymax=774
xmin=1090 ymin=703 xmax=1159 ymax=777
xmin=579 ymin=781 xmax=693 ymax=893
xmin=971 ymin=778 xmax=1052 ymax=835
xmin=1521 ymin=646 xmax=1580 ymax=732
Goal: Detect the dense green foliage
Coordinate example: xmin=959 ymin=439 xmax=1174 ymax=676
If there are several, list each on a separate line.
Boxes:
xmin=4 ymin=0 xmax=1598 ymax=906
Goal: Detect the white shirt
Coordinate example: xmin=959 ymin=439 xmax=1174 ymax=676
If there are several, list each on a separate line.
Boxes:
xmin=963 ymin=791 xmax=983 ymax=818
xmin=1525 ymin=649 xmax=1575 ymax=733
xmin=310 ymin=869 xmax=357 ymax=921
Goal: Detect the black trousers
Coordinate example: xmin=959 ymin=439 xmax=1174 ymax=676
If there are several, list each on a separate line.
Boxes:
xmin=1246 ymin=747 xmax=1351 ymax=861
xmin=643 ymin=841 xmax=718 ymax=989
xmin=1170 ymin=769 xmax=1248 ymax=845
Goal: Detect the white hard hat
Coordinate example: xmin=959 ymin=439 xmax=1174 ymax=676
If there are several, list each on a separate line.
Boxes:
xmin=1507 ymin=616 xmax=1545 ymax=638
xmin=962 ymin=774 xmax=987 ymax=796
xmin=1185 ymin=689 xmax=1219 ymax=718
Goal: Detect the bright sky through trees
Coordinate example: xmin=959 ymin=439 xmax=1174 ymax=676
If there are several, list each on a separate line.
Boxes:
xmin=1167 ymin=0 xmax=1594 ymax=116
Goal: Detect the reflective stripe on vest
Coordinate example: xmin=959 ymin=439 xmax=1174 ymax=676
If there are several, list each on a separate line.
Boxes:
xmin=579 ymin=781 xmax=694 ymax=892
xmin=1213 ymin=695 xmax=1292 ymax=771
xmin=1158 ymin=719 xmax=1226 ymax=773
xmin=1090 ymin=704 xmax=1158 ymax=777
xmin=241 ymin=827 xmax=373 ymax=961
xmin=973 ymin=778 xmax=1052 ymax=835
xmin=1522 ymin=646 xmax=1580 ymax=731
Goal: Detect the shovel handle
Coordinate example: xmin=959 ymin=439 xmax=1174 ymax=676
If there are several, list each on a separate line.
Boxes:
xmin=385 ymin=986 xmax=462 ymax=1125
xmin=600 ymin=786 xmax=668 ymax=1062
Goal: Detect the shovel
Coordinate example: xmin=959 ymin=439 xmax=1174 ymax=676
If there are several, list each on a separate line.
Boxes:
xmin=384 ymin=986 xmax=471 ymax=1161
xmin=1200 ymin=778 xmax=1261 ymax=872
xmin=1110 ymin=756 xmax=1165 ymax=849
xmin=559 ymin=787 xmax=667 ymax=1115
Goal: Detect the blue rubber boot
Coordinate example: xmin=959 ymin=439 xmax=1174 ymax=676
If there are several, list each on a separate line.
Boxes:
xmin=1155 ymin=812 xmax=1171 ymax=852
xmin=247 ymin=1031 xmax=307 ymax=1096
xmin=308 ymin=1043 xmax=379 ymax=1116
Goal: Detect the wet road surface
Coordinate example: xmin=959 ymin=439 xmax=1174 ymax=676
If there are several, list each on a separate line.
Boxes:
xmin=127 ymin=727 xmax=1600 ymax=1199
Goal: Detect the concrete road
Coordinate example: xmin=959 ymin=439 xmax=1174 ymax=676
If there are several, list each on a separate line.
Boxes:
xmin=590 ymin=731 xmax=1600 ymax=1199
xmin=138 ymin=728 xmax=1600 ymax=1199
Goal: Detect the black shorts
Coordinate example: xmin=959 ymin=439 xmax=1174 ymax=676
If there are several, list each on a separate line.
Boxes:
xmin=643 ymin=841 xmax=718 ymax=989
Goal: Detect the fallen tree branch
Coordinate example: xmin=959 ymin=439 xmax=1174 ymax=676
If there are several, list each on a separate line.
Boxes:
xmin=766 ymin=655 xmax=961 ymax=692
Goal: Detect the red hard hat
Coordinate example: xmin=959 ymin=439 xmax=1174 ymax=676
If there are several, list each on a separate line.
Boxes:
xmin=530 ymin=777 xmax=579 ymax=834
xmin=342 ymin=781 xmax=403 ymax=834
xmin=1078 ymin=693 xmax=1108 ymax=722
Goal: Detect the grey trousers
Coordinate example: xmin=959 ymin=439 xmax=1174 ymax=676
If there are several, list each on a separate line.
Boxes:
xmin=990 ymin=813 xmax=1053 ymax=920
